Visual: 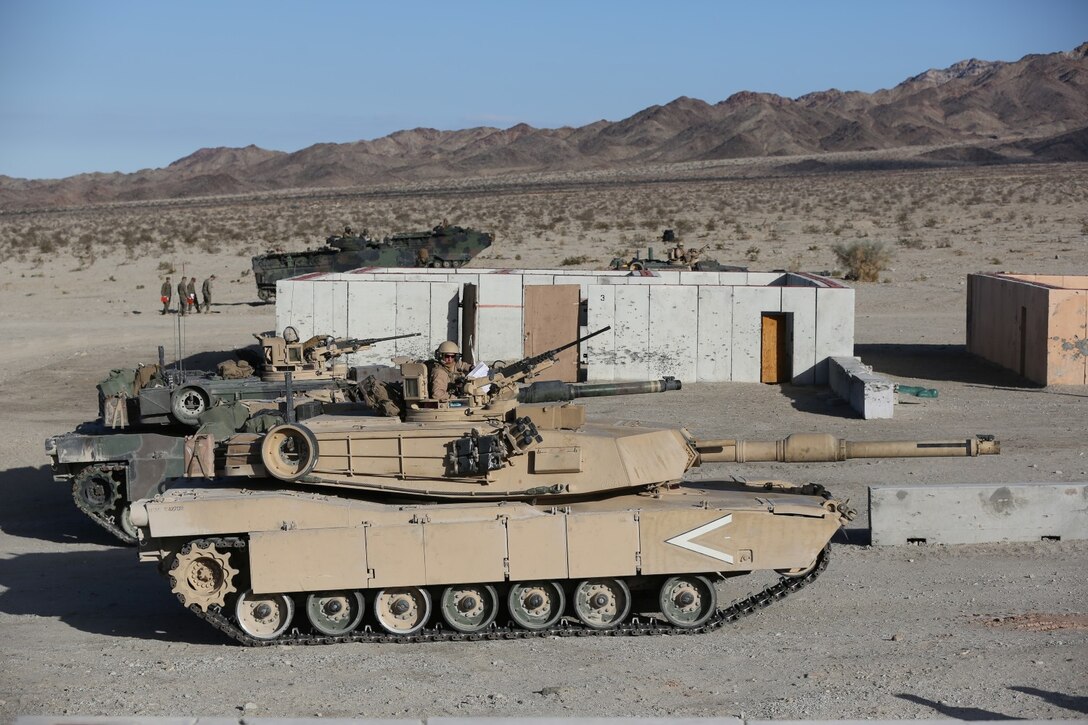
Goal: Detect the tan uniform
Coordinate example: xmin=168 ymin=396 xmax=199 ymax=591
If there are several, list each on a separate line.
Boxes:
xmin=429 ymin=360 xmax=472 ymax=401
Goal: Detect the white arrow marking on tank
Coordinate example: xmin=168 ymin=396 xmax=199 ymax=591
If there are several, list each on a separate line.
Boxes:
xmin=665 ymin=514 xmax=734 ymax=564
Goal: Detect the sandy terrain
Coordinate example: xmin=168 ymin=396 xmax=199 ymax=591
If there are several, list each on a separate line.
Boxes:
xmin=0 ymin=159 xmax=1085 ymax=720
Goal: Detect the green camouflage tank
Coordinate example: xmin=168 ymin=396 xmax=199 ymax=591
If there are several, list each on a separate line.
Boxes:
xmin=252 ymin=223 xmax=494 ymax=301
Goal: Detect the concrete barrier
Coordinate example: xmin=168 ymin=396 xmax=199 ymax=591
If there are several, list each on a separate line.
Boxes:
xmin=14 ymin=717 xmax=1079 ymax=725
xmin=869 ymin=481 xmax=1088 ymax=545
xmin=828 ymin=356 xmax=895 ymax=419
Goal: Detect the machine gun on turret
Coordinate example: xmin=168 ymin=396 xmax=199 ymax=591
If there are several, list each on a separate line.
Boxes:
xmin=462 ymin=327 xmax=612 ymax=407
xmin=258 ymin=329 xmax=420 ymax=382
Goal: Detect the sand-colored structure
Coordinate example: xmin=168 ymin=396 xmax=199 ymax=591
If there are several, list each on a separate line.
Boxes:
xmin=967 ymin=273 xmax=1088 ymax=385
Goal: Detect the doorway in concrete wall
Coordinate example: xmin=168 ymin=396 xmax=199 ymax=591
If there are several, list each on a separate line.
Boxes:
xmin=524 ymin=285 xmax=581 ymax=382
xmin=460 ymin=283 xmax=477 ymax=366
xmin=761 ymin=312 xmax=792 ymax=384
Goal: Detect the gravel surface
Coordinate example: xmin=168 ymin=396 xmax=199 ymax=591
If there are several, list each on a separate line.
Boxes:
xmin=0 ymin=248 xmax=1085 ymax=721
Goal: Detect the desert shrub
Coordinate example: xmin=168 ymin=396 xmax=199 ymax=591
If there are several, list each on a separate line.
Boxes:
xmin=832 ymin=241 xmax=892 ymax=282
xmin=559 ymin=255 xmax=593 ymax=266
xmin=745 ymin=246 xmax=760 ymax=261
xmin=897 ymin=237 xmax=927 ymax=249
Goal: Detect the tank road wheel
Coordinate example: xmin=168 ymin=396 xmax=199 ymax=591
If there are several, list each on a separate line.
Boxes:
xmin=169 ymin=541 xmax=240 ymax=611
xmin=374 ymin=587 xmax=432 ymax=636
xmin=507 ymin=581 xmax=565 ymax=631
xmin=305 ymin=590 xmax=365 ymax=636
xmin=170 ymin=386 xmax=208 ymax=426
xmin=572 ymin=578 xmax=632 ymax=630
xmin=235 ymin=589 xmax=295 ymax=641
xmin=260 ymin=424 xmax=319 ymax=481
xmin=658 ymin=575 xmax=717 ymax=629
xmin=439 ymin=584 xmax=499 ymax=633
xmin=72 ymin=464 xmax=122 ymax=514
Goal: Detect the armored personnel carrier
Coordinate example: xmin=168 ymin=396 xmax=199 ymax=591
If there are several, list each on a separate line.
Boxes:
xmin=252 ymin=223 xmax=494 ymax=302
xmin=133 ymin=328 xmax=1000 ymax=644
xmin=48 ymin=330 xmax=415 ymax=543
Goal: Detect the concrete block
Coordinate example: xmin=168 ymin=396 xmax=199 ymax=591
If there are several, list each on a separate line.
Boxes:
xmin=586 ymin=284 xmax=617 ymax=380
xmin=870 ymin=482 xmax=1088 ymax=545
xmin=346 ymin=281 xmax=396 ymax=366
xmin=697 ymin=285 xmax=733 ymax=382
xmin=782 ymin=286 xmax=818 ymax=384
xmin=476 ymin=274 xmax=524 ymax=362
xmin=393 ymin=283 xmax=433 ymax=362
xmin=814 ymin=287 xmax=855 ymax=384
xmin=613 ymin=285 xmax=651 ymax=379
xmin=829 ymin=356 xmax=895 ymax=419
xmin=648 ymin=285 xmax=698 ymax=379
xmin=278 ymin=278 xmax=322 ymax=337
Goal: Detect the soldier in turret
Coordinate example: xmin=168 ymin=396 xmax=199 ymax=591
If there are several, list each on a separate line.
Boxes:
xmin=161 ymin=277 xmax=172 ymax=315
xmin=664 ymin=230 xmax=686 ymax=265
xmin=429 ymin=341 xmax=472 ymax=401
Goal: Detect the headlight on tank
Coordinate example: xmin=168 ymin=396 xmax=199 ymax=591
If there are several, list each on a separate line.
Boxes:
xmin=44 ymin=437 xmax=57 ymax=456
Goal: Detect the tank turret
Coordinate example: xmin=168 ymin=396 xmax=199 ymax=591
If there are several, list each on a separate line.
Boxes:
xmin=131 ymin=328 xmax=1001 ymax=645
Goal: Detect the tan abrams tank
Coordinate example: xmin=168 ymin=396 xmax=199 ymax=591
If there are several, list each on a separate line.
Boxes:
xmin=133 ymin=329 xmax=999 ymax=644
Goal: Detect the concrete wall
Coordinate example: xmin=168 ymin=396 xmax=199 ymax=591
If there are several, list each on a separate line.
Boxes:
xmin=967 ymin=273 xmax=1088 ymax=385
xmin=277 ymin=269 xmax=855 ymax=384
xmin=870 ymin=482 xmax=1088 ymax=545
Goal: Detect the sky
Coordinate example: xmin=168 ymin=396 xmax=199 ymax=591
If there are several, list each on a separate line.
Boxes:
xmin=0 ymin=0 xmax=1084 ymax=180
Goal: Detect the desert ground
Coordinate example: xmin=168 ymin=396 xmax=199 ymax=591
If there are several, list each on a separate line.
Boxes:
xmin=0 ymin=156 xmax=1085 ymax=720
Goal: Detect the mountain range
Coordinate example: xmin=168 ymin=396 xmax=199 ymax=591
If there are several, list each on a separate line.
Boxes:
xmin=3 ymin=42 xmax=1086 ymax=211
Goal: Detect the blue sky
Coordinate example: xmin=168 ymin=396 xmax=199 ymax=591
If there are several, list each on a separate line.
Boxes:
xmin=0 ymin=0 xmax=1084 ymax=180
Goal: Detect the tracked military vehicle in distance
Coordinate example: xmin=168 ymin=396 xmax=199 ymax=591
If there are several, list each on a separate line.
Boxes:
xmin=252 ymin=223 xmax=494 ymax=302
xmin=133 ymin=328 xmax=1000 ymax=645
xmin=47 ymin=330 xmax=416 ymax=544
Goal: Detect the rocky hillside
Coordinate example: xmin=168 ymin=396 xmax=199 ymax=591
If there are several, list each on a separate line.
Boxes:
xmin=2 ymin=42 xmax=1086 ymax=210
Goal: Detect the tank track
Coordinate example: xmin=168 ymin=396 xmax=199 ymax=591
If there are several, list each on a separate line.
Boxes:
xmin=180 ymin=537 xmax=831 ymax=646
xmin=69 ymin=469 xmax=137 ymax=546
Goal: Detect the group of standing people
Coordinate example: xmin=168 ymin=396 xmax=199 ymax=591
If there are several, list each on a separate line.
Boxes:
xmin=160 ymin=275 xmax=215 ymax=315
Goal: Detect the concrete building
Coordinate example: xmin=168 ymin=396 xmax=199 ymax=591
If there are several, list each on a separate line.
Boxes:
xmin=276 ymin=268 xmax=854 ymax=384
xmin=967 ymin=273 xmax=1088 ymax=385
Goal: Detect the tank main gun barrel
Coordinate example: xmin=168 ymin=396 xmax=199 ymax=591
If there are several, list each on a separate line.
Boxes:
xmin=518 ymin=377 xmax=681 ymax=404
xmin=693 ymin=432 xmax=999 ymax=465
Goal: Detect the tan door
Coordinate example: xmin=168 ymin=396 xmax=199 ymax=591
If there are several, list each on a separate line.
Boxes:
xmin=760 ymin=313 xmax=791 ymax=384
xmin=524 ymin=285 xmax=581 ymax=382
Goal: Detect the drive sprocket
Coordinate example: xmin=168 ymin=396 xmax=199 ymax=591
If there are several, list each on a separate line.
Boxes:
xmin=169 ymin=540 xmax=240 ymax=611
